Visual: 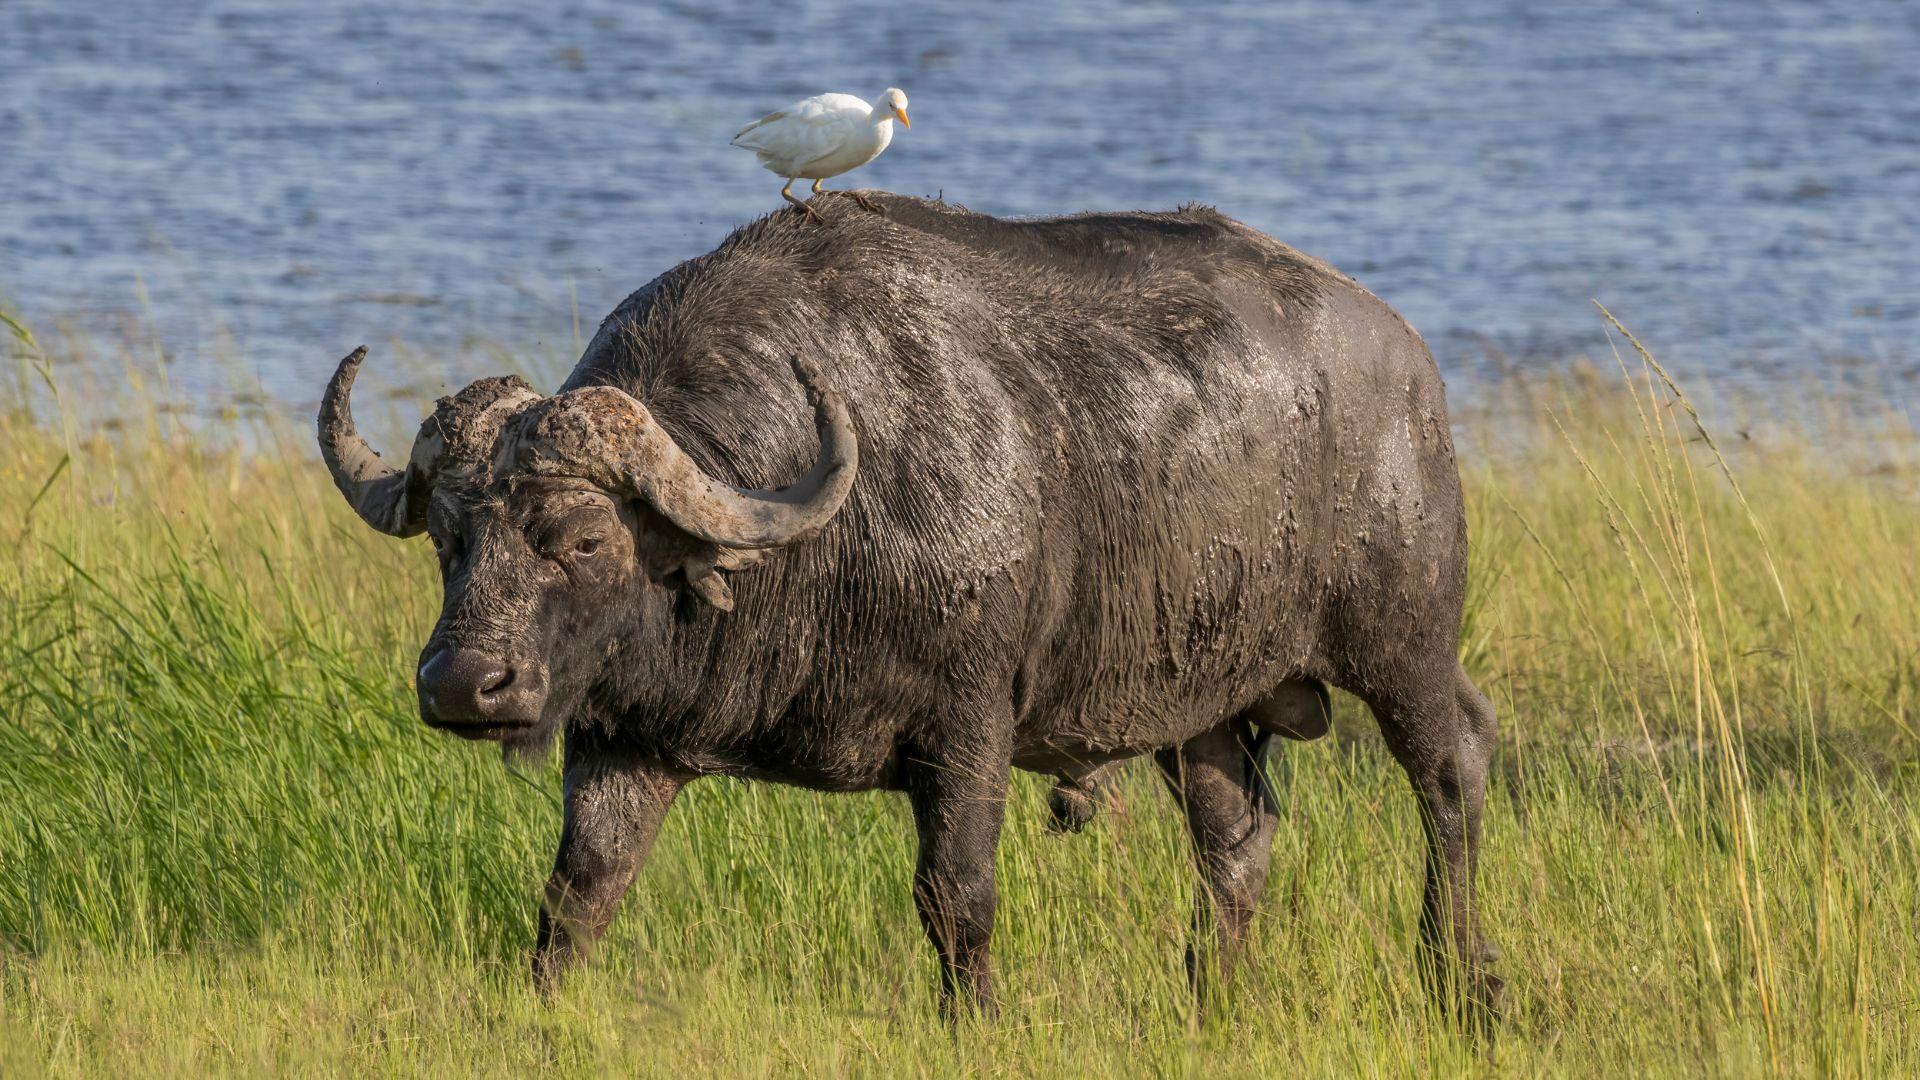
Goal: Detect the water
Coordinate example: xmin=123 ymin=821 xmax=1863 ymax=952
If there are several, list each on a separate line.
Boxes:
xmin=3 ymin=0 xmax=1917 ymax=411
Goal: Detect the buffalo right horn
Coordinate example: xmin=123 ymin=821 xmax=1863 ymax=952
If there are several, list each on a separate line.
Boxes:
xmin=316 ymin=346 xmax=433 ymax=537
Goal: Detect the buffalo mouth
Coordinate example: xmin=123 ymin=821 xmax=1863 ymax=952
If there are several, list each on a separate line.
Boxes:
xmin=422 ymin=715 xmax=541 ymax=742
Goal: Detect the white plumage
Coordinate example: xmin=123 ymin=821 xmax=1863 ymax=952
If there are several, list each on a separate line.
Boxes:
xmin=732 ymin=88 xmax=909 ymax=216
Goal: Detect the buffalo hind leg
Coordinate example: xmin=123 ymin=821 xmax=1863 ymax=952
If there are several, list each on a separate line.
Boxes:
xmin=533 ymin=747 xmax=686 ymax=990
xmin=1372 ymin=666 xmax=1503 ymax=1022
xmin=902 ymin=744 xmax=1011 ymax=1017
xmin=1156 ymin=717 xmax=1280 ymax=1010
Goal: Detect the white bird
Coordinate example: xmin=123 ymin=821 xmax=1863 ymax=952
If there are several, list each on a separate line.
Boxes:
xmin=731 ymin=88 xmax=909 ymax=218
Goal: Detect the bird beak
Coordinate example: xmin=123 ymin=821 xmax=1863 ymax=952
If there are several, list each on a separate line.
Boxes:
xmin=894 ymin=107 xmax=910 ymax=129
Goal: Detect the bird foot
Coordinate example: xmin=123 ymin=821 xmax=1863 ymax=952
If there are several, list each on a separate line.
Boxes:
xmin=841 ymin=190 xmax=885 ymax=214
xmin=784 ymin=193 xmax=823 ymax=221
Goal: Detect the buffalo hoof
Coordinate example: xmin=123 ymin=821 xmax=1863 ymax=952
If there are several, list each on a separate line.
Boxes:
xmin=531 ymin=952 xmax=561 ymax=995
xmin=531 ymin=942 xmax=580 ymax=996
xmin=1424 ymin=945 xmax=1506 ymax=1035
xmin=937 ymin=984 xmax=1001 ymax=1024
xmin=1467 ymin=949 xmax=1508 ymax=1033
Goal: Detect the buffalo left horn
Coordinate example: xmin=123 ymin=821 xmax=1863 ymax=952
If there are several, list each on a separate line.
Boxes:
xmin=506 ymin=354 xmax=858 ymax=549
xmin=317 ymin=346 xmax=433 ymax=537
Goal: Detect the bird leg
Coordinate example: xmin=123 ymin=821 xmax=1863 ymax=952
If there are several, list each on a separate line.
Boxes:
xmin=783 ymin=179 xmax=821 ymax=220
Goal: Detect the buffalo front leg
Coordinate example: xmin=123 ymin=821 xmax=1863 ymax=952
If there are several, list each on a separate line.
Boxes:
xmin=902 ymin=748 xmax=1010 ymax=1016
xmin=533 ymin=747 xmax=686 ymax=990
xmin=1156 ymin=718 xmax=1280 ymax=1008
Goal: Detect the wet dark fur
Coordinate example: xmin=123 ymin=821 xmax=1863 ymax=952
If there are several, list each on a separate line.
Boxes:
xmin=407 ymin=192 xmax=1502 ymax=1016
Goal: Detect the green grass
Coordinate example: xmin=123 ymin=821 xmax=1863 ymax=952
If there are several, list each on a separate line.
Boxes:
xmin=1 ymin=313 xmax=1917 ymax=1075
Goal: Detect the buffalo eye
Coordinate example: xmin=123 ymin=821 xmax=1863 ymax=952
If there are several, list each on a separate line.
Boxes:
xmin=431 ymin=532 xmax=463 ymax=566
xmin=572 ymin=536 xmax=603 ymax=558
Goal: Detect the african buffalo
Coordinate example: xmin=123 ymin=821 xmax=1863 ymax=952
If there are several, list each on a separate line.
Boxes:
xmin=318 ymin=193 xmax=1502 ymax=1016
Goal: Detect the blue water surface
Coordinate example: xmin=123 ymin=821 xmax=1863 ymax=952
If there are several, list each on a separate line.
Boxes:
xmin=2 ymin=1 xmax=1916 ymax=410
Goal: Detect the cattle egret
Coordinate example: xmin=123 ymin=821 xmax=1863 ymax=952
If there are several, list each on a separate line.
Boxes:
xmin=731 ymin=88 xmax=909 ymax=217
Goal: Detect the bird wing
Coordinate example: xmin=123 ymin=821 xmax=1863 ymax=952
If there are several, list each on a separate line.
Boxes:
xmin=730 ymin=94 xmax=868 ymax=155
xmin=731 ymin=109 xmax=788 ymax=145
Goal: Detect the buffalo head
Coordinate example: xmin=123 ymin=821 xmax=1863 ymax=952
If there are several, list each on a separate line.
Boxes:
xmin=316 ymin=347 xmax=857 ymax=748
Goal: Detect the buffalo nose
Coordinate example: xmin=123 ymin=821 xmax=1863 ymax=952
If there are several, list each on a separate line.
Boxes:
xmin=418 ymin=647 xmax=516 ymax=724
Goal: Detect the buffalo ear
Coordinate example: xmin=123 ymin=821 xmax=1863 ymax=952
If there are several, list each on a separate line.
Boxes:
xmin=630 ymin=500 xmax=765 ymax=612
xmin=686 ymin=571 xmax=735 ymax=611
xmin=681 ymin=545 xmax=764 ymax=612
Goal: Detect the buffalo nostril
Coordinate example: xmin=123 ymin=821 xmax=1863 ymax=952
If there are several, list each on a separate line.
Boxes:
xmin=477 ymin=665 xmax=515 ymax=699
